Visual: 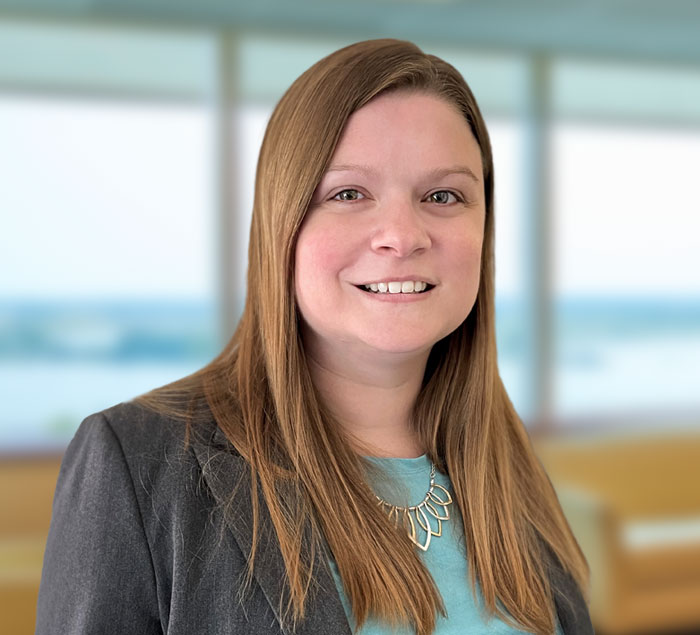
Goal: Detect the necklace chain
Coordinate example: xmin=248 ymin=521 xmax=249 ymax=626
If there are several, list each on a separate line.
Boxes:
xmin=375 ymin=463 xmax=453 ymax=552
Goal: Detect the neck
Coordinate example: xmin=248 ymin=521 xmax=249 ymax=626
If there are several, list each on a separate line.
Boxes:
xmin=305 ymin=341 xmax=430 ymax=458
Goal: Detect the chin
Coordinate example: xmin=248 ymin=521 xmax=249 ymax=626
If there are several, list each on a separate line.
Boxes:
xmin=359 ymin=334 xmax=442 ymax=357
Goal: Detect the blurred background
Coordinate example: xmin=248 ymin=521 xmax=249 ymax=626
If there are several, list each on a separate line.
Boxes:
xmin=1 ymin=1 xmax=699 ymax=633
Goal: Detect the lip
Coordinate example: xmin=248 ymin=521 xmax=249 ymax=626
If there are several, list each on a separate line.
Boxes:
xmin=352 ymin=283 xmax=435 ymax=302
xmin=354 ymin=275 xmax=437 ymax=286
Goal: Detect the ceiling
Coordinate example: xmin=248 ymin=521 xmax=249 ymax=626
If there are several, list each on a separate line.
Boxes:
xmin=1 ymin=0 xmax=700 ymax=65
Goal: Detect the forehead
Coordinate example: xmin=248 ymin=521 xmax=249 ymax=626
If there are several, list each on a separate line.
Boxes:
xmin=328 ymin=91 xmax=482 ymax=177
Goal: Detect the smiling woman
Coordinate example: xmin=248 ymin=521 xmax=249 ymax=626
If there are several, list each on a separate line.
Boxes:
xmin=36 ymin=39 xmax=592 ymax=635
xmin=295 ymin=92 xmax=486 ymax=457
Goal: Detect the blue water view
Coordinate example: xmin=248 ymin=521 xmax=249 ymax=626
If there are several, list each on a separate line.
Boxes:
xmin=1 ymin=298 xmax=699 ymax=451
xmin=0 ymin=299 xmax=218 ymax=451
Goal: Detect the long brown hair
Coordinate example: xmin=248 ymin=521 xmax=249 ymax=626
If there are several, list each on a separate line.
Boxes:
xmin=138 ymin=39 xmax=588 ymax=634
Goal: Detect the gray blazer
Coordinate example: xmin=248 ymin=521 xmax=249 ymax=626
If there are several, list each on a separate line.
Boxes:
xmin=36 ymin=402 xmax=594 ymax=634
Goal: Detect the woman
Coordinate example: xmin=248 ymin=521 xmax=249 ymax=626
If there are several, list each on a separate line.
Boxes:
xmin=37 ymin=39 xmax=592 ymax=634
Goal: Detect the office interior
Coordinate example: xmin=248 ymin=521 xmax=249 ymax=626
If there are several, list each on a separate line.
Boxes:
xmin=1 ymin=1 xmax=699 ymax=633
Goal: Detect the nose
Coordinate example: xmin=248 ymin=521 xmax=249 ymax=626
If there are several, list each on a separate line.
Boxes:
xmin=370 ymin=197 xmax=432 ymax=257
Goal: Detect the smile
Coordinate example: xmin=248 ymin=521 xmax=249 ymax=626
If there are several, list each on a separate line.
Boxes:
xmin=359 ymin=281 xmax=433 ymax=294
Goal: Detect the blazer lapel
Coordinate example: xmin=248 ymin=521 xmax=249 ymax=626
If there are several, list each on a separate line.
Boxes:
xmin=193 ymin=425 xmax=352 ymax=635
xmin=547 ymin=545 xmax=595 ymax=635
xmin=193 ymin=423 xmax=593 ymax=635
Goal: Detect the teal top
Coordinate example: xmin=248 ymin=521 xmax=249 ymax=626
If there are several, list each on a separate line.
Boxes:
xmin=328 ymin=455 xmax=562 ymax=635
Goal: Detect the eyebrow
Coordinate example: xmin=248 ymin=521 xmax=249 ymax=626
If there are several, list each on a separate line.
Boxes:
xmin=325 ymin=163 xmax=481 ymax=183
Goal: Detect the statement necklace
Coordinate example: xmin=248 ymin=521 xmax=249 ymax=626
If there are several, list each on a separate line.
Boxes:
xmin=375 ymin=463 xmax=453 ymax=552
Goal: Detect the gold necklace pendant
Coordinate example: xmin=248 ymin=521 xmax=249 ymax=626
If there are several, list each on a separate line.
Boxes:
xmin=375 ymin=463 xmax=453 ymax=552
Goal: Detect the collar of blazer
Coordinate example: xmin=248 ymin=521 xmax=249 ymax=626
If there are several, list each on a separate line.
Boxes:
xmin=191 ymin=421 xmax=592 ymax=635
xmin=191 ymin=423 xmax=352 ymax=635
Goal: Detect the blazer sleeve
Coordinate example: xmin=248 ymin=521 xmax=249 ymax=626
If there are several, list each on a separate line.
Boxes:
xmin=36 ymin=412 xmax=162 ymax=634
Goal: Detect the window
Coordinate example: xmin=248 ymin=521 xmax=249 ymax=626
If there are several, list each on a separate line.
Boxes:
xmin=552 ymin=123 xmax=700 ymax=422
xmin=551 ymin=59 xmax=700 ymax=425
xmin=0 ymin=23 xmax=218 ymax=451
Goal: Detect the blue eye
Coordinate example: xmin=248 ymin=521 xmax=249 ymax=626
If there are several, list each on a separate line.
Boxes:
xmin=333 ymin=189 xmax=364 ymax=201
xmin=427 ymin=190 xmax=460 ymax=204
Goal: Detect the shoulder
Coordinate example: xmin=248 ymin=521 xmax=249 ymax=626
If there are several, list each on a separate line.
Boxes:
xmin=38 ymin=402 xmax=268 ymax=633
xmin=37 ymin=402 xmax=199 ymax=633
xmin=72 ymin=399 xmax=240 ymax=474
xmin=79 ymin=400 xmax=208 ymax=460
xmin=65 ymin=400 xmax=246 ymax=518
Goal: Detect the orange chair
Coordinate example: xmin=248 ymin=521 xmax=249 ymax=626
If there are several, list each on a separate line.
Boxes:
xmin=537 ymin=432 xmax=700 ymax=634
xmin=0 ymin=457 xmax=61 ymax=635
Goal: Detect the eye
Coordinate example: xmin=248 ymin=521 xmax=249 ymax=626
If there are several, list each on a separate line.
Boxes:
xmin=332 ymin=189 xmax=364 ymax=201
xmin=426 ymin=190 xmax=462 ymax=204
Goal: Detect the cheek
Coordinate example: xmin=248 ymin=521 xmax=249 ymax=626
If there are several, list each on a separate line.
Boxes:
xmin=448 ymin=226 xmax=484 ymax=303
xmin=296 ymin=231 xmax=341 ymax=285
xmin=294 ymin=221 xmax=356 ymax=320
xmin=466 ymin=234 xmax=484 ymax=271
xmin=449 ymin=221 xmax=484 ymax=271
xmin=295 ymin=217 xmax=361 ymax=283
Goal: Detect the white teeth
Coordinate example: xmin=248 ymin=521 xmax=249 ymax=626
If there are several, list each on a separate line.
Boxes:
xmin=362 ymin=280 xmax=430 ymax=294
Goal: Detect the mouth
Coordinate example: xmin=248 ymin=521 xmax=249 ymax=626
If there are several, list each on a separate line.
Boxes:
xmin=355 ymin=280 xmax=435 ymax=295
